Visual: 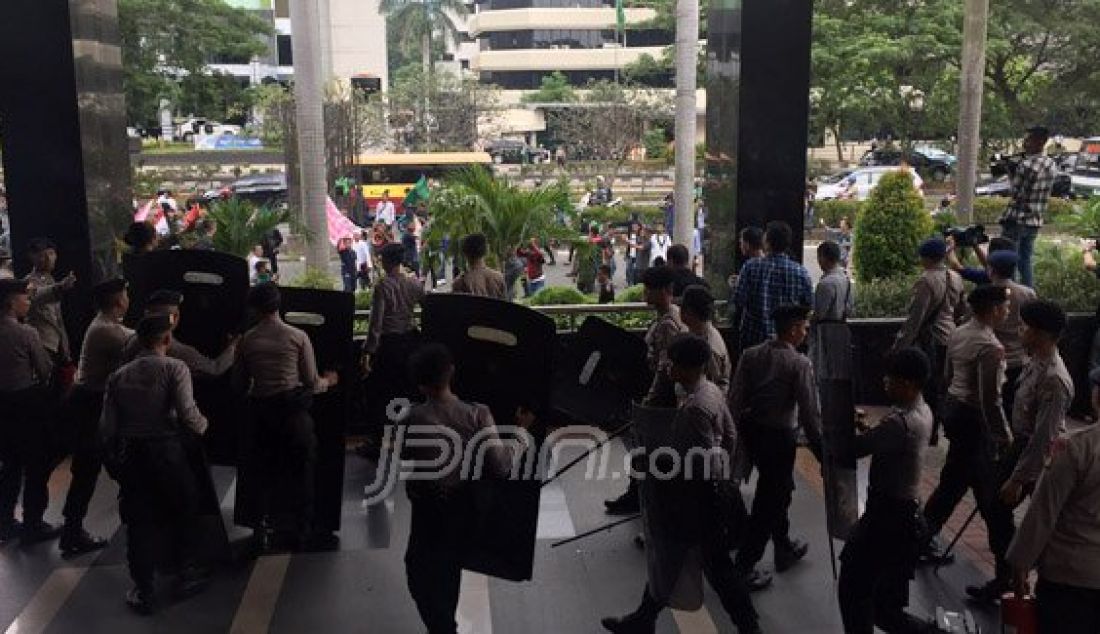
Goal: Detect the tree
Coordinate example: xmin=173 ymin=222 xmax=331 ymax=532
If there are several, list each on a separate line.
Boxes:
xmin=521 ymin=72 xmax=578 ymax=104
xmin=118 ymin=0 xmax=272 ymax=127
xmin=426 ymin=167 xmax=570 ymax=270
xmin=387 ymin=65 xmax=499 ymax=152
xmin=206 ymin=198 xmax=297 ymax=258
xmin=379 ymin=0 xmax=469 ymax=75
xmin=853 ymin=170 xmax=933 ymax=283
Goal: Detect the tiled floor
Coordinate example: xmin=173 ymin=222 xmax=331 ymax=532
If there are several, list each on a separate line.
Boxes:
xmin=1 ymin=437 xmax=1000 ymax=633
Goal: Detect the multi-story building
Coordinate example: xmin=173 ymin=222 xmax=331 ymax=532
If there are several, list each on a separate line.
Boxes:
xmin=210 ymin=0 xmax=388 ymax=88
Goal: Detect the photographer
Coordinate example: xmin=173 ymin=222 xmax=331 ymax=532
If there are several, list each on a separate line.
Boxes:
xmin=945 ymin=235 xmax=1015 ymax=285
xmin=998 ymin=125 xmax=1058 ymax=288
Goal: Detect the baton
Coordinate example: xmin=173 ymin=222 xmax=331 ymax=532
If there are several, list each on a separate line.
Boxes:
xmin=937 ymin=506 xmax=980 ymax=570
xmin=551 ymin=513 xmax=642 ymax=549
xmin=541 ymin=419 xmax=634 ymax=488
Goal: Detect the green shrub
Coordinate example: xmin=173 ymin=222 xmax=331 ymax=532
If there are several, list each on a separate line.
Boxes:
xmin=1053 ymin=196 xmax=1100 ymax=238
xmin=852 ymin=273 xmax=918 ymax=318
xmin=1046 ymin=197 xmax=1078 ymax=223
xmin=354 ymin=289 xmax=373 ymax=310
xmin=1033 ymin=240 xmax=1100 ymax=313
xmin=615 ymin=284 xmax=645 ymax=303
xmin=952 ymin=196 xmax=1008 ymax=226
xmin=853 ymin=170 xmax=934 ymax=283
xmin=287 ymin=268 xmax=337 ymax=290
xmin=643 ymin=128 xmax=668 ymax=160
xmin=528 ymin=286 xmax=594 ymax=305
xmin=815 ymin=199 xmax=863 ymax=229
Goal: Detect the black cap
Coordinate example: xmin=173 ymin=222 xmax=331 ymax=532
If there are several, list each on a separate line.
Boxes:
xmin=92 ymin=278 xmax=128 ymax=303
xmin=1020 ymin=299 xmax=1067 ymax=337
xmin=771 ymin=304 xmax=812 ymax=325
xmin=967 ymin=284 xmax=1010 ymax=312
xmin=667 ymin=333 xmax=711 ymax=368
xmin=146 ymin=289 xmax=184 ymax=308
xmin=0 ymin=278 xmax=30 ymax=301
xmin=136 ymin=314 xmax=173 ymax=340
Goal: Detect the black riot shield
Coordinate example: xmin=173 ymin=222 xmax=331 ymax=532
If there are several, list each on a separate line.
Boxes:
xmin=233 ymin=288 xmax=355 ymax=535
xmin=551 ymin=316 xmax=651 ymax=430
xmin=123 ymin=249 xmax=249 ymax=465
xmin=820 ymin=379 xmax=859 ymax=540
xmin=420 ymin=294 xmax=555 ymax=582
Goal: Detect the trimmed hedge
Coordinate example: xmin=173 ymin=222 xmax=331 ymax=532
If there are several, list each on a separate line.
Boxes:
xmin=853 ymin=170 xmax=934 ymax=283
xmin=815 ymin=199 xmax=863 ymax=229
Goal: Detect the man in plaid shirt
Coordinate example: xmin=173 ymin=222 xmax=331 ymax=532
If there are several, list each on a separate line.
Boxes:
xmin=732 ymin=221 xmax=813 ymax=351
xmin=999 ymin=126 xmax=1057 ymax=288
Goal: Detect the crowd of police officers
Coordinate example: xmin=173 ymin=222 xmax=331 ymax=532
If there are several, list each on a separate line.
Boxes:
xmin=1 ymin=231 xmax=1100 ymax=633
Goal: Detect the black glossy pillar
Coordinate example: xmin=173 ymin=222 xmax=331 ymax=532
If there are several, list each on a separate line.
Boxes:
xmin=704 ymin=0 xmax=813 ymax=289
xmin=0 ymin=0 xmax=131 ymax=337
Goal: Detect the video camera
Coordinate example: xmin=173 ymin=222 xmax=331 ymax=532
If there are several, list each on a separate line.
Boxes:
xmin=990 ymin=153 xmax=1025 ymax=179
xmin=944 ymin=224 xmax=989 ymax=249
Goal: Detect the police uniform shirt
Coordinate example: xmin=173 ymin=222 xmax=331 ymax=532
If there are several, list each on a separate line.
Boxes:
xmin=944 ymin=319 xmax=1011 ymax=444
xmin=121 ymin=334 xmax=235 ymax=378
xmin=810 ymin=267 xmax=854 ymax=381
xmin=892 ymin=265 xmax=964 ymax=351
xmin=675 ymin=377 xmax=736 ymax=478
xmin=25 ymin=270 xmax=70 ymax=358
xmin=702 ymin=322 xmax=732 ymax=395
xmin=365 ymin=272 xmax=425 ymax=355
xmin=643 ymin=305 xmax=686 ymax=403
xmin=1009 ymin=350 xmax=1073 ymax=486
xmin=0 ymin=315 xmax=52 ymax=392
xmin=75 ymin=314 xmax=134 ymax=393
xmin=100 ymin=352 xmax=207 ymax=439
xmin=728 ymin=340 xmax=823 ymax=451
xmin=235 ymin=315 xmax=327 ymax=398
xmin=849 ymin=397 xmax=932 ymax=501
xmin=451 ymin=264 xmax=507 ymax=301
xmin=994 ymin=278 xmax=1037 ymax=370
xmin=1006 ymin=425 xmax=1100 ymax=590
xmin=404 ymin=394 xmax=529 ymax=495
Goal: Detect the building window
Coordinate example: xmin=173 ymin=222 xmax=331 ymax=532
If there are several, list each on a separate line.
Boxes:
xmin=481 ymin=69 xmax=617 ymax=89
xmin=277 ymin=34 xmax=293 ymax=66
xmin=274 ymin=0 xmax=289 ymax=18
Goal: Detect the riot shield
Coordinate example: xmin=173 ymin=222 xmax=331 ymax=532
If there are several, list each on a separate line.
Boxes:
xmin=551 ymin=316 xmax=651 ymax=430
xmin=420 ymin=294 xmax=554 ymax=582
xmin=820 ymin=378 xmax=859 ymax=540
xmin=123 ymin=249 xmax=249 ymax=465
xmin=233 ymin=288 xmax=354 ymax=535
xmin=632 ymin=403 xmax=704 ymax=611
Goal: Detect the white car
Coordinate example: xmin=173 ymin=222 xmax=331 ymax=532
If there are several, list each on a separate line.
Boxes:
xmin=815 ymin=166 xmax=924 ymax=202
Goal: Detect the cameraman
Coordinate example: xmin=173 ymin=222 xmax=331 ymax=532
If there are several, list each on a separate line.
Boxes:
xmin=998 ymin=125 xmax=1058 ymax=288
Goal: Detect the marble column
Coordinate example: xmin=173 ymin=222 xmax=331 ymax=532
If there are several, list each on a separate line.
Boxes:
xmin=704 ymin=0 xmax=813 ymax=293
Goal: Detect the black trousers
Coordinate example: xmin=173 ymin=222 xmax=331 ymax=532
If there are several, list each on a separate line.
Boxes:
xmin=0 ymin=388 xmax=51 ymax=527
xmin=839 ymin=496 xmax=925 ymax=634
xmin=251 ymin=394 xmax=317 ymax=534
xmin=117 ymin=436 xmax=200 ymax=590
xmin=735 ymin=425 xmax=797 ymax=570
xmin=365 ymin=331 xmax=422 ymax=434
xmin=1002 ymin=365 xmax=1024 ymax=427
xmin=1037 ymin=579 xmax=1100 ymax=634
xmin=405 ymin=489 xmax=474 ymax=634
xmin=922 ymin=399 xmax=1014 ymax=579
xmin=62 ymin=386 xmax=104 ymax=527
xmin=920 ymin=342 xmax=947 ymax=441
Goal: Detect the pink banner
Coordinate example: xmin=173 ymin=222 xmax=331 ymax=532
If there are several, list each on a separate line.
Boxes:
xmin=133 ymin=199 xmax=154 ymax=222
xmin=326 ymin=196 xmax=363 ymax=246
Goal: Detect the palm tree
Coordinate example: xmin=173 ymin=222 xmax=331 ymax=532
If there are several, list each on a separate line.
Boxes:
xmin=425 ymin=167 xmax=571 ymax=270
xmin=379 ymin=0 xmax=469 ymax=75
xmin=289 ymin=0 xmax=330 ymax=271
xmin=206 ymin=198 xmax=299 ymax=258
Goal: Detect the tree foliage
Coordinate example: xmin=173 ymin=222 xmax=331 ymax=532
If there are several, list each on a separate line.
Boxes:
xmin=852 ymin=170 xmax=934 ymax=283
xmin=118 ymin=0 xmax=272 ymax=127
xmin=206 ymin=197 xmax=296 ymax=258
xmin=546 ymin=81 xmax=672 ymax=164
xmin=379 ymin=0 xmax=469 ymax=72
xmin=522 ymin=72 xmax=578 ymax=104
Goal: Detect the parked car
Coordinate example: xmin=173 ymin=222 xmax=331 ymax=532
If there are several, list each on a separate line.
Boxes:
xmin=203 ymin=173 xmax=287 ymax=209
xmin=860 ymin=148 xmax=954 ymax=182
xmin=174 ymin=118 xmax=242 ymax=142
xmin=815 ymin=166 xmax=924 ymax=202
xmin=913 ymin=146 xmax=958 ymax=167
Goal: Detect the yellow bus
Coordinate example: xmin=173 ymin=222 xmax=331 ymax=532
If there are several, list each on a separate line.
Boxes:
xmin=349 ymin=152 xmax=493 ymax=207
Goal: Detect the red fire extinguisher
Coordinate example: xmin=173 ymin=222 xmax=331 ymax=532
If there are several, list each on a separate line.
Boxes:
xmin=1002 ymin=592 xmax=1038 ymax=634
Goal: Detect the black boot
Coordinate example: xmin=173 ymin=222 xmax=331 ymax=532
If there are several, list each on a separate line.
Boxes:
xmin=60 ymin=524 xmax=109 ymax=556
xmin=601 ymin=589 xmax=661 ymax=633
xmin=965 ymin=577 xmax=1008 ymax=606
xmin=0 ymin=520 xmax=23 ymax=542
xmin=126 ymin=586 xmax=156 ymax=615
xmin=20 ymin=520 xmax=61 ymax=546
xmin=605 ymin=480 xmax=640 ymax=516
xmin=774 ymin=538 xmax=809 ymax=572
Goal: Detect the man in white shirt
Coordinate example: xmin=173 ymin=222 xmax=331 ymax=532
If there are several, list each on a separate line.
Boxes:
xmin=353 ymin=230 xmax=373 ymax=290
xmin=375 ymin=191 xmax=397 ymax=227
xmin=650 ymin=224 xmax=672 ymax=265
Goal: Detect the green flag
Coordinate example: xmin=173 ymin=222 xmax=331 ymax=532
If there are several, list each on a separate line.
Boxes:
xmin=404 ymin=175 xmax=430 ymax=208
xmin=616 ymin=0 xmax=625 ymax=36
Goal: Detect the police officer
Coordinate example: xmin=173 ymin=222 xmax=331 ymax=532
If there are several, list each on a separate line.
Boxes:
xmin=0 ymin=279 xmax=58 ymax=544
xmin=24 ymin=237 xmax=77 ymax=375
xmin=730 ymin=304 xmax=824 ymax=590
xmin=967 ymin=299 xmax=1073 ymax=603
xmin=403 ymin=343 xmax=534 ymax=634
xmin=838 ymin=348 xmax=941 ymax=633
xmin=921 ymin=285 xmax=1013 ymax=574
xmin=890 ymin=238 xmax=965 ymax=446
xmin=101 ymin=315 xmax=210 ymax=614
xmin=985 ymin=250 xmax=1037 ymax=419
xmin=234 ymin=283 xmax=337 ymax=549
xmin=58 ymin=278 xmax=132 ymax=556
xmin=1007 ymin=371 xmax=1100 ymax=634
xmin=122 ymin=289 xmax=237 ymax=377
xmin=604 ymin=266 xmax=686 ymax=516
xmin=680 ymin=285 xmax=731 ymax=394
